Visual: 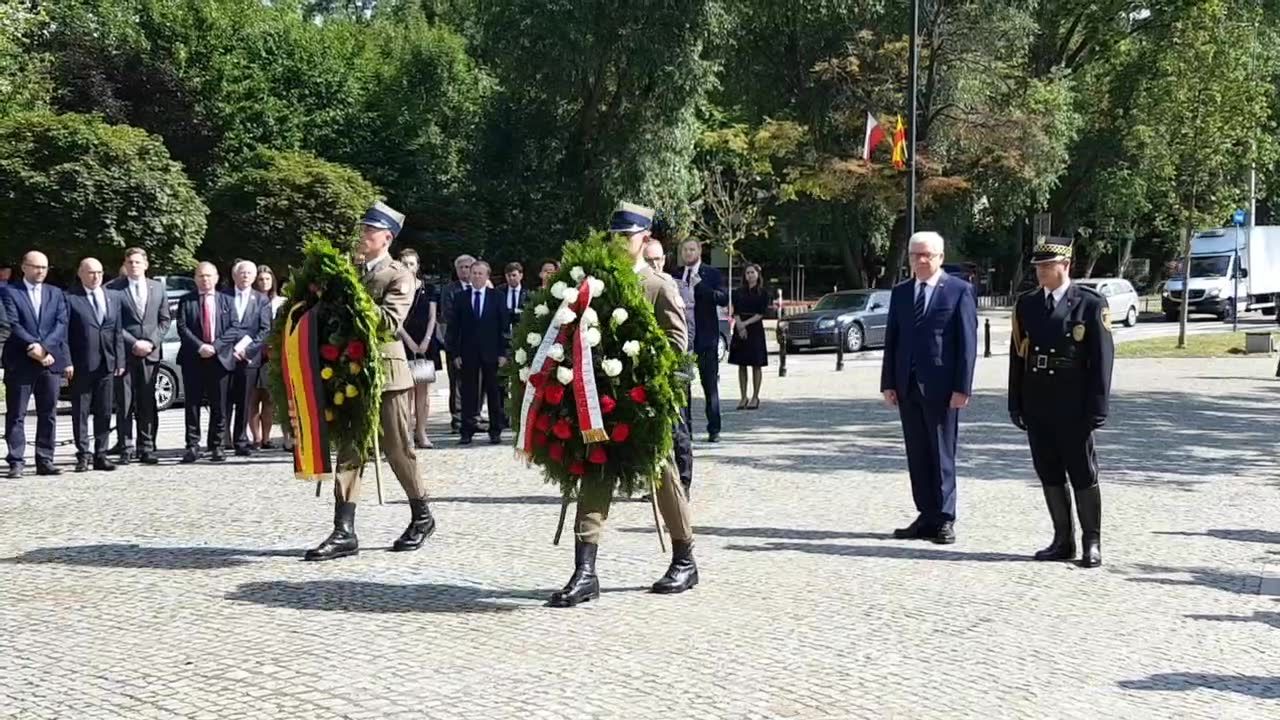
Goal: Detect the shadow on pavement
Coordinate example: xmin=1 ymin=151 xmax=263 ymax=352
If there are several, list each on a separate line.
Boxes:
xmin=428 ymin=495 xmax=563 ymax=505
xmin=1 ymin=543 xmax=296 ymax=570
xmin=1120 ymin=563 xmax=1264 ymax=596
xmin=1185 ymin=611 xmax=1280 ymax=630
xmin=620 ymin=525 xmax=894 ymax=541
xmin=1154 ymin=528 xmax=1280 ymax=545
xmin=225 ymin=580 xmax=646 ymax=614
xmin=725 ymin=541 xmax=1030 ymax=563
xmin=1117 ymin=673 xmax=1280 ymax=699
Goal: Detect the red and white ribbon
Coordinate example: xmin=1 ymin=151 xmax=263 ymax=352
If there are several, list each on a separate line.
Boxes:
xmin=572 ymin=277 xmax=608 ymax=444
xmin=515 ymin=293 xmax=575 ymax=457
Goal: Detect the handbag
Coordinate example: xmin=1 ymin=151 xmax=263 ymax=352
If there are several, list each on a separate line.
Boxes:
xmin=410 ymin=354 xmax=436 ymax=384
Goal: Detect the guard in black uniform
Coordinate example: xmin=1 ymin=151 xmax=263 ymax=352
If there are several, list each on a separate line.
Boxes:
xmin=1009 ymin=236 xmax=1115 ymax=568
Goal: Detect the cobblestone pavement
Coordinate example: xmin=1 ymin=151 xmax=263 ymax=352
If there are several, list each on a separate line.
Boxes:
xmin=2 ymin=354 xmax=1278 ymax=719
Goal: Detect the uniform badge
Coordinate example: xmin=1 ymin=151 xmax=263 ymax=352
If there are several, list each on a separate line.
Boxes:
xmin=1072 ymin=323 xmax=1086 ymax=341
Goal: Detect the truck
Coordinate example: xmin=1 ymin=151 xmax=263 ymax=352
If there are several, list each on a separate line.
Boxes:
xmin=1161 ymin=225 xmax=1280 ymax=321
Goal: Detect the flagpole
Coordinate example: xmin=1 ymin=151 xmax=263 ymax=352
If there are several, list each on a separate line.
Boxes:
xmin=906 ymin=0 xmax=919 ymax=238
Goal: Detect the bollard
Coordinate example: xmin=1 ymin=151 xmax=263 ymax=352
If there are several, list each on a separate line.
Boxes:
xmin=983 ymin=318 xmax=992 ymax=358
xmin=835 ymin=323 xmax=845 ymax=371
xmin=778 ymin=323 xmax=788 ymax=377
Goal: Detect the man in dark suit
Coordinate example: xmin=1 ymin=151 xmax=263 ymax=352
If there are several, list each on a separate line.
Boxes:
xmin=224 ymin=259 xmax=271 ymax=456
xmin=497 ymin=261 xmax=529 ymax=338
xmin=879 ymin=231 xmax=978 ymax=544
xmin=448 ymin=260 xmax=509 ymax=445
xmin=437 ymin=253 xmax=475 ymax=432
xmin=108 ymin=247 xmax=169 ymax=465
xmin=0 ymin=283 xmax=10 ymax=348
xmin=64 ymin=258 xmax=127 ymax=472
xmin=678 ymin=239 xmax=728 ymax=442
xmin=2 ymin=251 xmax=69 ymax=478
xmin=176 ymin=262 xmax=239 ymax=463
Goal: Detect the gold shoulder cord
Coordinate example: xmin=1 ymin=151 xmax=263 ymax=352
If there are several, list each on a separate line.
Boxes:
xmin=1011 ymin=304 xmax=1029 ymax=359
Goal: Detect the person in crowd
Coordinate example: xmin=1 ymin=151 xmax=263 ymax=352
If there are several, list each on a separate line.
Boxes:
xmin=108 ymin=247 xmax=169 ymax=465
xmin=438 ymin=253 xmax=475 ymax=433
xmin=447 ymin=260 xmax=509 ymax=446
xmin=226 ymin=260 xmax=271 ymax=456
xmin=2 ymin=251 xmax=68 ymax=478
xmin=0 ymin=262 xmax=12 ymax=284
xmin=539 ymin=259 xmax=560 ymax=289
xmin=728 ymin=263 xmax=769 ymax=410
xmin=880 ymin=231 xmax=978 ymax=545
xmin=647 ymin=222 xmax=693 ymax=497
xmin=398 ymin=249 xmax=441 ymax=449
xmin=678 ymin=238 xmax=728 ymax=442
xmin=64 ymin=258 xmax=127 ymax=472
xmin=498 ymin=261 xmax=528 ymax=338
xmin=248 ymin=265 xmax=286 ymax=449
xmin=176 ymin=262 xmax=238 ymax=464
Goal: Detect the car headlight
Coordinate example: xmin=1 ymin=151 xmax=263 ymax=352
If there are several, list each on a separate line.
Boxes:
xmin=777 ymin=321 xmax=789 ymax=332
xmin=1207 ymin=288 xmax=1221 ymax=298
xmin=817 ymin=318 xmax=835 ymax=329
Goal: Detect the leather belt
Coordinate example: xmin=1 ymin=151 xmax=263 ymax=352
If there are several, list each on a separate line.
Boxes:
xmin=1031 ymin=354 xmax=1081 ymax=370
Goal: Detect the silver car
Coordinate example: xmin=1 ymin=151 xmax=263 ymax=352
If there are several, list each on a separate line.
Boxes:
xmin=1074 ymin=277 xmax=1139 ymax=327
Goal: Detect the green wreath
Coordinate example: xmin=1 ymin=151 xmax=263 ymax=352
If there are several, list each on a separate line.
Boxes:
xmin=267 ymin=238 xmax=391 ymax=466
xmin=505 ymin=233 xmax=688 ymax=498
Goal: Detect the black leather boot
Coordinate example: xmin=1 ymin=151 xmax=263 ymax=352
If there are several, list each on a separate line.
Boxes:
xmin=548 ymin=541 xmax=600 ymax=608
xmin=1074 ymin=485 xmax=1102 ymax=568
xmin=304 ymin=502 xmax=359 ymax=561
xmin=651 ymin=540 xmax=699 ymax=594
xmin=392 ymin=498 xmax=436 ymax=552
xmin=1034 ymin=484 xmax=1076 ymax=561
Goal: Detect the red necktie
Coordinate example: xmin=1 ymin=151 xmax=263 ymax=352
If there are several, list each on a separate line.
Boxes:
xmin=202 ymin=295 xmax=214 ymax=343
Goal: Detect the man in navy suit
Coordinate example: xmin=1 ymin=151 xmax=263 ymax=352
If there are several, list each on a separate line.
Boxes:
xmin=879 ymin=232 xmax=978 ymax=544
xmin=2 ymin=251 xmax=69 ymax=478
xmin=448 ymin=260 xmax=509 ymax=445
xmin=678 ymin=239 xmax=729 ymax=442
xmin=65 ymin=258 xmax=127 ymax=472
xmin=176 ymin=262 xmax=240 ymax=463
xmin=224 ymin=259 xmax=272 ymax=456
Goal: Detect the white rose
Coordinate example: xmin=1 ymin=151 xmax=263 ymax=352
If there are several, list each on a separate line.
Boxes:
xmin=581 ymin=307 xmax=600 ymax=327
xmin=550 ymin=281 xmax=568 ymax=299
xmin=587 ymin=277 xmax=605 ymax=298
xmin=518 ymin=367 xmax=531 ymax=383
xmin=569 ymin=266 xmax=586 ymax=283
xmin=526 ymin=332 xmax=542 ymax=347
xmin=611 ymin=308 xmax=628 ymax=325
xmin=548 ymin=343 xmax=565 ymax=362
xmin=562 ymin=287 xmax=579 ymax=305
xmin=622 ymin=340 xmax=641 ymax=357
xmin=514 ymin=348 xmax=528 ymax=365
xmin=555 ymin=307 xmax=577 ymax=325
xmin=533 ymin=303 xmax=550 ymax=318
xmin=585 ymin=327 xmax=602 ymax=347
xmin=556 ymin=366 xmax=575 ymax=385
xmin=601 ymin=358 xmax=623 ymax=378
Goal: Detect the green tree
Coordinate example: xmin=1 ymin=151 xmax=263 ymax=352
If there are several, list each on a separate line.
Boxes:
xmin=204 ymin=150 xmax=379 ymax=271
xmin=0 ymin=0 xmax=49 ymax=115
xmin=0 ymin=111 xmax=206 ymax=272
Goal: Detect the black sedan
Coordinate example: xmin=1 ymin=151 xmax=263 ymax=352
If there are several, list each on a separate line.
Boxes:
xmin=777 ymin=289 xmax=892 ymax=353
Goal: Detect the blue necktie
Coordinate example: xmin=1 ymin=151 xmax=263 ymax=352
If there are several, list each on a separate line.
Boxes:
xmin=473 ymin=291 xmax=481 ymax=317
xmin=914 ymin=283 xmax=927 ymax=325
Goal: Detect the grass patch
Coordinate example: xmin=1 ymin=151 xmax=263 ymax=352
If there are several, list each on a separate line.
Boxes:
xmin=1116 ymin=331 xmax=1278 ymax=358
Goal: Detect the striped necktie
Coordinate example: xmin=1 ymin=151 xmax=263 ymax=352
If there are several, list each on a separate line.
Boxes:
xmin=913 ymin=282 xmax=927 ymax=325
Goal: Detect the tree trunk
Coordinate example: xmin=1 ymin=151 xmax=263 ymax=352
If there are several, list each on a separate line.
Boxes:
xmin=1117 ymin=234 xmax=1134 ymax=278
xmin=1083 ymin=254 xmax=1099 ymax=278
xmin=883 ymin=214 xmax=908 ymax=288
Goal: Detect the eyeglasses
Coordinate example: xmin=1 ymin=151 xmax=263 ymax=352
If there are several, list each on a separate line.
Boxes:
xmin=909 ymin=252 xmax=940 ymax=261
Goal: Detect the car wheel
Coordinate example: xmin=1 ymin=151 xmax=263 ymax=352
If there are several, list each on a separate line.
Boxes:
xmin=154 ymin=366 xmax=177 ymax=412
xmin=1124 ymin=306 xmax=1137 ymax=327
xmin=844 ymin=323 xmax=865 ymax=353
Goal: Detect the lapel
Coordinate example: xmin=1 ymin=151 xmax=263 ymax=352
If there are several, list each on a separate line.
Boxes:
xmin=14 ymin=283 xmax=36 ymax=322
xmin=78 ymin=289 xmax=102 ymax=327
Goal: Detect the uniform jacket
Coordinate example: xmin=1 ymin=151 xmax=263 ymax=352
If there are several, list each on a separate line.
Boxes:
xmin=66 ymin=285 xmax=127 ymax=376
xmin=176 ymin=292 xmax=241 ymax=372
xmin=361 ymin=257 xmax=415 ymax=392
xmin=2 ymin=281 xmax=70 ymax=380
xmin=639 ymin=265 xmax=689 ymax=354
xmin=880 ymin=272 xmax=978 ymax=408
xmin=1008 ymin=282 xmax=1114 ymax=426
xmin=447 ymin=287 xmax=510 ymax=364
xmin=107 ymin=276 xmax=170 ymax=363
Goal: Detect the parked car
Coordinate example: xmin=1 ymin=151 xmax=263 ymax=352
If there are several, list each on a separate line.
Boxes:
xmin=59 ymin=321 xmax=186 ymax=412
xmin=155 ymin=274 xmax=196 ymax=310
xmin=1074 ymin=277 xmax=1140 ymax=327
xmin=776 ymin=289 xmax=891 ymax=353
xmin=717 ymin=305 xmax=730 ymax=361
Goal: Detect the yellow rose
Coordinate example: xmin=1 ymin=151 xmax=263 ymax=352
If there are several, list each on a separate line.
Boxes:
xmin=333 ymin=393 xmax=345 ymax=406
xmin=348 ymin=362 xmax=362 ymax=374
xmin=324 ymin=409 xmax=335 ymax=422
xmin=345 ymin=384 xmax=359 ymax=398
xmin=320 ymin=367 xmax=334 ymax=380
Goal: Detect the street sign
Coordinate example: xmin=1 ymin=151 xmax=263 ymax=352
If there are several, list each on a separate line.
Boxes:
xmin=1233 ymin=209 xmax=1246 ymax=226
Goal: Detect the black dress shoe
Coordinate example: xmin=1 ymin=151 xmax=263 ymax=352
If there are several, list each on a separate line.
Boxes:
xmin=234 ymin=446 xmax=253 ymax=457
xmin=458 ymin=435 xmax=473 ymax=446
xmin=140 ymin=453 xmax=160 ymax=465
xmin=392 ymin=498 xmax=436 ymax=552
xmin=93 ymin=456 xmax=117 ymax=472
xmin=708 ymin=432 xmax=721 ymax=443
xmin=36 ymin=465 xmax=62 ymax=477
xmin=305 ymin=502 xmax=359 ymax=561
xmin=893 ymin=517 xmax=929 ymax=540
xmin=651 ymin=540 xmax=699 ymax=594
xmin=117 ymin=452 xmax=131 ymax=466
xmin=549 ymin=541 xmax=600 ymax=608
xmin=930 ymin=521 xmax=956 ymax=545
xmin=181 ymin=449 xmax=198 ymax=464
xmin=488 ymin=435 xmax=502 ymax=445
xmin=209 ymin=450 xmax=227 ymax=463
xmin=7 ymin=465 xmax=22 ymax=479
xmin=74 ymin=458 xmax=90 ymax=473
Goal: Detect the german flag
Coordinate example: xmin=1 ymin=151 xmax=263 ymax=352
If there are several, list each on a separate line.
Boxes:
xmin=281 ymin=303 xmax=332 ymax=480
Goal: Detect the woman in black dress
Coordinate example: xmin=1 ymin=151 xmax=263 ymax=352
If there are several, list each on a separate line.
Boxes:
xmin=728 ymin=263 xmax=770 ymax=409
xmin=249 ymin=265 xmax=287 ymax=449
xmin=398 ymin=250 xmax=441 ymax=449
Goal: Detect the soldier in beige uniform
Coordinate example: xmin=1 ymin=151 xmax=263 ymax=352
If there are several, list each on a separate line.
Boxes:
xmin=550 ymin=201 xmax=698 ymax=607
xmin=305 ymin=202 xmax=435 ymax=561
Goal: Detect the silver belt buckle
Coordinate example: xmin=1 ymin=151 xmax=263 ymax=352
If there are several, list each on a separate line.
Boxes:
xmin=1035 ymin=355 xmax=1048 ymax=370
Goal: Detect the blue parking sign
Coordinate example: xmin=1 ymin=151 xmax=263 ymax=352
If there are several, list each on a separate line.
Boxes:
xmin=1233 ymin=209 xmax=1246 ymax=226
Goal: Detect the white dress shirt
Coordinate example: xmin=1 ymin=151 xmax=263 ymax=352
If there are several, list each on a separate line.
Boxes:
xmin=234 ymin=287 xmax=252 ymax=322
xmin=129 ymin=278 xmax=147 ymax=309
xmin=470 ymin=288 xmax=486 ymax=317
xmin=24 ymin=280 xmax=42 ymax=318
xmin=89 ymin=286 xmax=106 ymax=322
xmin=915 ymin=269 xmax=943 ymax=313
xmin=506 ymin=285 xmax=522 ymax=313
xmin=1043 ymin=278 xmax=1071 ymax=309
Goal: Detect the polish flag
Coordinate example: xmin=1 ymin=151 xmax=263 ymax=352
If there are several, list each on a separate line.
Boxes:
xmin=863 ymin=113 xmax=886 ymax=161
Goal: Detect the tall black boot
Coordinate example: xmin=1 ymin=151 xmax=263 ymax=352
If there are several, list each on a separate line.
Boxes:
xmin=548 ymin=541 xmax=600 ymax=608
xmin=1033 ymin=484 xmax=1076 ymax=561
xmin=1074 ymin=485 xmax=1102 ymax=568
xmin=304 ymin=502 xmax=359 ymax=561
xmin=651 ymin=540 xmax=699 ymax=594
xmin=392 ymin=498 xmax=436 ymax=552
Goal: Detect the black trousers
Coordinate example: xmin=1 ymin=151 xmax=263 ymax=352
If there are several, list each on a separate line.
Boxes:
xmin=229 ymin=364 xmax=260 ymax=450
xmin=182 ymin=360 xmax=230 ymax=451
xmin=117 ymin=358 xmax=159 ymax=454
xmin=674 ymin=389 xmax=693 ymax=491
xmin=71 ymin=369 xmax=115 ymax=459
xmin=1027 ymin=423 xmax=1098 ymax=490
xmin=696 ymin=347 xmax=721 ymax=435
xmin=460 ymin=358 xmax=502 ymax=439
xmin=446 ymin=348 xmax=462 ymax=424
xmin=899 ymin=381 xmax=959 ymax=525
xmin=4 ymin=371 xmax=59 ymax=468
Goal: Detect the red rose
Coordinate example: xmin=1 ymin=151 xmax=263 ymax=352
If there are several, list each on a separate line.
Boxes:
xmin=530 ymin=373 xmax=545 ymax=389
xmin=549 ymin=442 xmax=565 ymax=461
xmin=588 ymin=445 xmax=608 ymax=464
xmin=552 ymin=418 xmax=573 ymax=440
xmin=535 ymin=413 xmax=553 ymax=432
xmin=320 ymin=344 xmax=340 ymax=362
xmin=544 ymin=384 xmax=565 ymax=405
xmin=600 ymin=395 xmax=617 ymax=415
xmin=346 ymin=340 xmax=366 ymax=361
xmin=629 ymin=386 xmax=648 ymax=404
xmin=568 ymin=460 xmax=586 ymax=476
xmin=610 ymin=423 xmax=631 ymax=443
xmin=532 ymin=431 xmax=549 ymax=448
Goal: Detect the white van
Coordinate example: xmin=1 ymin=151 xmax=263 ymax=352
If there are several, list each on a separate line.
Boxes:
xmin=1162 ymin=226 xmax=1280 ymax=321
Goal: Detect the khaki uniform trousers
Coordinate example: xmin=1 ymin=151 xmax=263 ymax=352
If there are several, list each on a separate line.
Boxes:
xmin=575 ymin=449 xmax=692 ymax=544
xmin=334 ymin=388 xmax=425 ymax=504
